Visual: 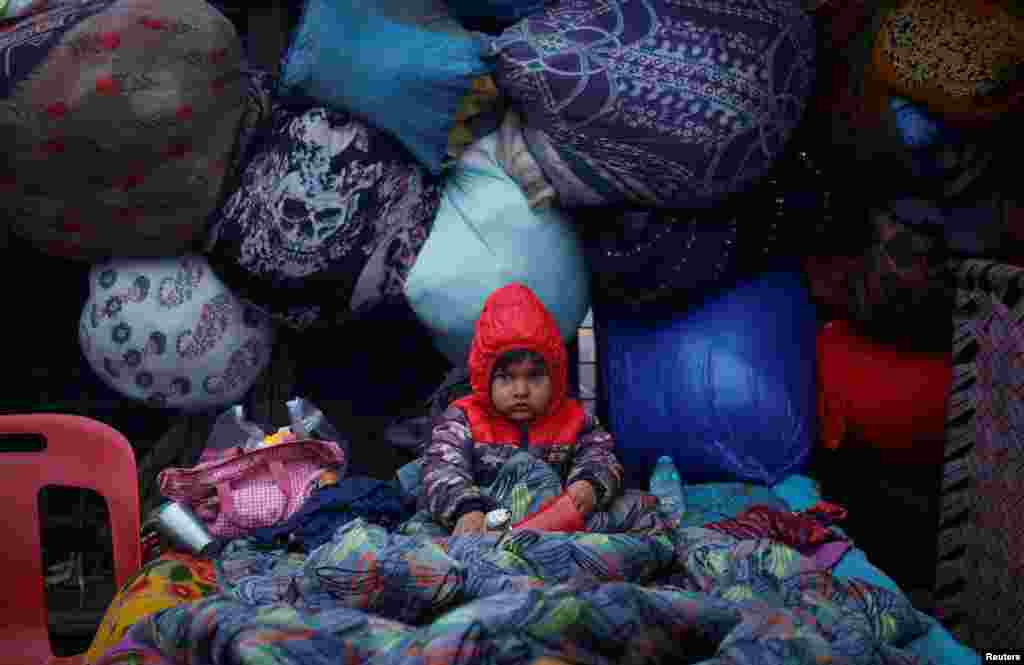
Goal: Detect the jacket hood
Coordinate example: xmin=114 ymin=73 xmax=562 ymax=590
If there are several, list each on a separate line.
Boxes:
xmin=466 ymin=283 xmax=569 ymax=419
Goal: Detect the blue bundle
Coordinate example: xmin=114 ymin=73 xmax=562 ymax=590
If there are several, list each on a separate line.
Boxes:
xmin=597 ymin=270 xmax=818 ymax=488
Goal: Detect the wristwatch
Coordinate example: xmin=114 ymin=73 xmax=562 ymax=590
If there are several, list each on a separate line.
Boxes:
xmin=485 ymin=508 xmax=512 ymax=531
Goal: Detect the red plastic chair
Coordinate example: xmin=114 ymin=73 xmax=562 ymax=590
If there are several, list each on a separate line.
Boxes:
xmin=0 ymin=414 xmax=141 ymax=665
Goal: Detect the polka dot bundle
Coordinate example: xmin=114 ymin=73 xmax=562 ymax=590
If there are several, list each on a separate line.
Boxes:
xmin=79 ymin=255 xmax=277 ymax=412
xmin=0 ymin=0 xmax=245 ymax=260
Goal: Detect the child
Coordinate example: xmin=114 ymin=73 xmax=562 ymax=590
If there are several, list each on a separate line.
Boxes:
xmin=399 ymin=283 xmax=662 ymax=537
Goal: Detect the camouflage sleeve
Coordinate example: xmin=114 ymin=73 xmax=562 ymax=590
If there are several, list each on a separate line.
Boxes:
xmin=421 ymin=406 xmax=493 ymax=529
xmin=566 ymin=414 xmax=624 ymax=510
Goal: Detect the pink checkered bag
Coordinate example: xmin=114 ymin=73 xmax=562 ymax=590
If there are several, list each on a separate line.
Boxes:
xmin=157 ymin=438 xmax=346 ymax=538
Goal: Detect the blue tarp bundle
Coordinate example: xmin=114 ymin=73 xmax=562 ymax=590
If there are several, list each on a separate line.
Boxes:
xmin=597 ymin=269 xmax=818 ymax=488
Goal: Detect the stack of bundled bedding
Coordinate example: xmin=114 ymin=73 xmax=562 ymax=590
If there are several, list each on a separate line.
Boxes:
xmin=5 ymin=0 xmax=1023 ymax=660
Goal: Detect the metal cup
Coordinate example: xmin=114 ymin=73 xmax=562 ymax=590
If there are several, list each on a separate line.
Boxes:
xmin=145 ymin=501 xmax=214 ymax=556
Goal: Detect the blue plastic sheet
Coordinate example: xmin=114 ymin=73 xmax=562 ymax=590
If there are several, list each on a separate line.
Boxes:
xmin=404 ymin=133 xmax=590 ymax=366
xmin=279 ymin=0 xmax=490 ymax=174
xmin=772 ymin=475 xmax=980 ymax=665
xmin=597 ymin=270 xmax=817 ymax=488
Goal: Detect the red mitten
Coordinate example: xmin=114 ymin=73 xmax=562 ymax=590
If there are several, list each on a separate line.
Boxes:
xmin=511 ymin=493 xmax=587 ymax=533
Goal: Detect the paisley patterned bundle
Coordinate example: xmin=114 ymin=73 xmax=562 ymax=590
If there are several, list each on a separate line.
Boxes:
xmin=78 ymin=255 xmax=276 ymax=412
xmin=489 ymin=0 xmax=817 ymax=208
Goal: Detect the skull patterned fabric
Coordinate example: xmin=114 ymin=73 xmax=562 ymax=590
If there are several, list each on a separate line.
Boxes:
xmin=79 ymin=255 xmax=276 ymax=412
xmin=206 ymin=105 xmax=443 ymax=331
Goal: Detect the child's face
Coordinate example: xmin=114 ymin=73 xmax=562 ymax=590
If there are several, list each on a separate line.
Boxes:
xmin=490 ymin=357 xmax=553 ymax=423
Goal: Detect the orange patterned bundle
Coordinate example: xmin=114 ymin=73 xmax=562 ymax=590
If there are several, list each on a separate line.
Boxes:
xmin=85 ymin=552 xmax=218 ymax=664
xmin=868 ymin=0 xmax=1024 ymax=127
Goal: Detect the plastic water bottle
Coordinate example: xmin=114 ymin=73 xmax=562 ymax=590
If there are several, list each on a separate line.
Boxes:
xmin=650 ymin=456 xmax=685 ymax=525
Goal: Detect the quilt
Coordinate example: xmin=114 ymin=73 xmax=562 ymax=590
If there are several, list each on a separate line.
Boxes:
xmin=93 ymin=505 xmax=937 ymax=665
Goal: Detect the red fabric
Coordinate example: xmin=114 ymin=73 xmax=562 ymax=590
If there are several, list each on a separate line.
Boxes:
xmin=705 ymin=502 xmax=849 ymax=548
xmin=816 ymin=319 xmax=951 ymax=462
xmin=452 ymin=283 xmax=585 ymax=446
xmin=803 ymin=255 xmax=863 ymax=313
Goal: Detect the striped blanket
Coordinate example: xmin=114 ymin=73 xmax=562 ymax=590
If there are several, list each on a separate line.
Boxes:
xmin=936 ymin=259 xmax=1024 ymax=649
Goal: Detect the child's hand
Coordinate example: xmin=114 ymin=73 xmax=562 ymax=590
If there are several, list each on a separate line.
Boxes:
xmin=567 ymin=481 xmax=597 ymax=516
xmin=453 ymin=511 xmax=487 ymax=535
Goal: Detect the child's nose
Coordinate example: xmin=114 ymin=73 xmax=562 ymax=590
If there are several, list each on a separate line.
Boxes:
xmin=512 ymin=380 xmax=530 ymax=396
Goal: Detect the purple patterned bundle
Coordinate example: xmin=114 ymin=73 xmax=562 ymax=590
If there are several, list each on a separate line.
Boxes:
xmin=490 ymin=0 xmax=816 ymax=208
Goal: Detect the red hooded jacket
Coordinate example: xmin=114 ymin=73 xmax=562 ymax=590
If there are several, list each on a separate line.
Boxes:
xmin=452 ymin=282 xmax=585 ymax=446
xmin=419 ymin=284 xmax=624 ymax=528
